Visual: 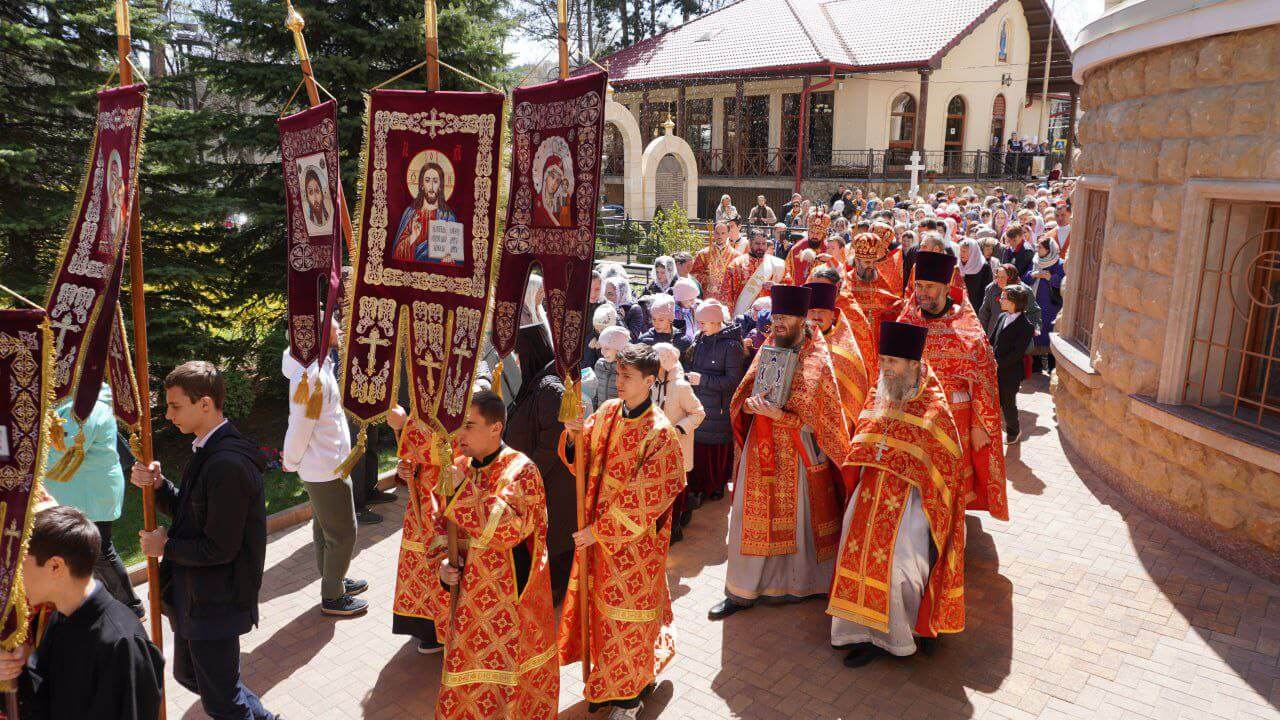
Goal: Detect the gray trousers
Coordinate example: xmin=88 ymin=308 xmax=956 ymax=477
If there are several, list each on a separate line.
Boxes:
xmin=304 ymin=478 xmax=357 ymax=601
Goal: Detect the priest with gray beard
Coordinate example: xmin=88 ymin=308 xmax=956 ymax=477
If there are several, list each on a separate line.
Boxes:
xmin=828 ymin=321 xmax=969 ymax=668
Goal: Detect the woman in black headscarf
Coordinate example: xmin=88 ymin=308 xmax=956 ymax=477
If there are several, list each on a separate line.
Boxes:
xmin=502 ymin=323 xmax=576 ymax=603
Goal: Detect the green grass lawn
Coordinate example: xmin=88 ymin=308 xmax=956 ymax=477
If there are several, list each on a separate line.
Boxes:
xmin=113 ymin=445 xmax=401 ymax=567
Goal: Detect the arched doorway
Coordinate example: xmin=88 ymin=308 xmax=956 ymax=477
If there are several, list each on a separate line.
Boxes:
xmin=654 ymin=153 xmax=686 ymax=213
xmin=604 ymin=124 xmax=624 ymax=176
xmin=888 ymin=92 xmax=916 ymax=165
xmin=944 ymin=95 xmax=967 ymax=174
xmin=989 ymin=93 xmax=1007 ymax=174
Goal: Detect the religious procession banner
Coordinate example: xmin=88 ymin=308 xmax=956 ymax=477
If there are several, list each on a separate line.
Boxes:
xmin=0 ymin=309 xmax=55 ymax=664
xmin=491 ymin=71 xmax=608 ymax=388
xmin=340 ymin=89 xmax=504 ymax=460
xmin=43 ymin=83 xmax=146 ymax=476
xmin=279 ymin=100 xmax=343 ymax=370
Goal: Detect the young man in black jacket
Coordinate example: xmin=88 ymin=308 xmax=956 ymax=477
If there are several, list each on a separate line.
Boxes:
xmin=0 ymin=506 xmax=164 ymax=720
xmin=133 ymin=361 xmax=276 ymax=720
xmin=989 ymin=285 xmax=1035 ymax=444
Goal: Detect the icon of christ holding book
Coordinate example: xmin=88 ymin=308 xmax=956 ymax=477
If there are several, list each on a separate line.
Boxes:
xmin=392 ymin=150 xmax=460 ymax=264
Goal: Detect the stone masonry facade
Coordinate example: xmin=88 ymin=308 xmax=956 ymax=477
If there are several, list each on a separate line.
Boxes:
xmin=1057 ymin=25 xmax=1280 ymax=580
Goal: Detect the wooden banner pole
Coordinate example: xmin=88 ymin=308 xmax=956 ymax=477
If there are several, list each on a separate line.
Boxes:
xmin=283 ymin=0 xmax=355 ymax=258
xmin=116 ymin=2 xmax=165 ymax=717
xmin=555 ymin=0 xmax=592 ymax=684
xmin=424 ymin=0 xmax=440 ymax=92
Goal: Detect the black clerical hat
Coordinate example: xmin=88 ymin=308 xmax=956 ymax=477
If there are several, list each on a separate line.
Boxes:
xmin=879 ymin=321 xmax=928 ymax=361
xmin=770 ymin=284 xmax=812 ymax=317
xmin=804 ymin=282 xmax=838 ymax=311
xmin=914 ymin=250 xmax=957 ymax=284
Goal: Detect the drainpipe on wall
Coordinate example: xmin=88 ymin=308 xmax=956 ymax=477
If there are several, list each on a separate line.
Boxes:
xmin=793 ymin=66 xmax=836 ymax=194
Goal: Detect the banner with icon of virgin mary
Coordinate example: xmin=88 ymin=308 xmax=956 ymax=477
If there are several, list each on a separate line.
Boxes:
xmin=43 ymin=83 xmax=146 ymax=434
xmin=279 ymin=100 xmax=344 ymax=369
xmin=340 ymin=89 xmax=504 ymax=451
xmin=491 ymin=71 xmax=607 ymax=385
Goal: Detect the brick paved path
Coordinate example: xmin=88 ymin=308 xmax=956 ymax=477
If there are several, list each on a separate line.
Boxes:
xmin=148 ymin=378 xmax=1280 ymax=719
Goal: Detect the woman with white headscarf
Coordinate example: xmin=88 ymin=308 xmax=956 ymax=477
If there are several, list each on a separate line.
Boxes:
xmin=646 ymin=255 xmax=678 ymax=295
xmin=958 ymin=238 xmax=992 ymax=309
xmin=520 ymin=273 xmax=553 ymax=341
xmin=1022 ymin=237 xmax=1064 ymax=373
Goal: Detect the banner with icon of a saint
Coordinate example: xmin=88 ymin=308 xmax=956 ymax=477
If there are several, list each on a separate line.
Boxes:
xmin=340 ymin=89 xmax=504 ymax=456
xmin=43 ymin=83 xmax=146 ymax=447
xmin=279 ymin=100 xmax=343 ymax=370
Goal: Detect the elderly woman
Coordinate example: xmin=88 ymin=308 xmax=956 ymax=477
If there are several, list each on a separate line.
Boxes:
xmin=637 ymin=293 xmax=691 ymax=354
xmin=685 ymin=300 xmax=744 ymax=504
xmin=651 ymin=342 xmax=706 ymax=541
xmin=715 ymin=194 xmax=739 ymax=224
xmin=583 ymin=302 xmax=618 ymax=368
xmin=958 ymin=238 xmax=992 ymax=309
xmin=1023 ymin=238 xmax=1065 ymax=373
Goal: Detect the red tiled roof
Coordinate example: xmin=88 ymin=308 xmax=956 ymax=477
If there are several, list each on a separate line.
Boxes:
xmin=596 ymin=0 xmax=1008 ymax=85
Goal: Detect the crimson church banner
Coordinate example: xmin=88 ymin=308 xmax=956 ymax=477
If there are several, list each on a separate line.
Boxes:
xmin=279 ymin=100 xmax=343 ymax=367
xmin=491 ymin=71 xmax=607 ymax=380
xmin=340 ymin=90 xmax=504 ymax=441
xmin=0 ymin=309 xmax=54 ymax=654
xmin=43 ymin=83 xmax=146 ymax=427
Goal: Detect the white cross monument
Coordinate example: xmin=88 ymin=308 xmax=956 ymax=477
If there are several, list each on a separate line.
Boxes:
xmin=906 ymin=150 xmax=927 ymax=200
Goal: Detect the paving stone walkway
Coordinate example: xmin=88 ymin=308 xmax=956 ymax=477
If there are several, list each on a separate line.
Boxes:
xmin=147 ymin=377 xmax=1280 ymax=719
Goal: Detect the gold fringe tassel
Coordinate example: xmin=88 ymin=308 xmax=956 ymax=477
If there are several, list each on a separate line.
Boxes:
xmin=128 ymin=432 xmax=143 ymax=463
xmin=292 ymin=372 xmax=311 ymax=404
xmin=333 ymin=425 xmax=367 ymax=479
xmin=432 ymin=435 xmax=459 ymax=497
xmin=558 ymin=375 xmax=582 ymax=423
xmin=305 ymin=379 xmax=324 ymax=420
xmin=49 ymin=412 xmax=67 ymax=453
xmin=46 ymin=430 xmax=86 ymax=483
xmin=491 ymin=360 xmax=504 ymax=401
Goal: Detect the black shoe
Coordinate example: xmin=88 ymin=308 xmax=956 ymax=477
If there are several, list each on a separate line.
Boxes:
xmin=343 ymin=578 xmax=368 ymax=596
xmin=1006 ymin=430 xmax=1021 ymax=445
xmin=708 ymin=598 xmax=747 ymax=620
xmin=417 ymin=638 xmax=443 ymax=655
xmin=321 ymin=595 xmax=368 ymax=617
xmin=843 ymin=644 xmax=888 ymax=668
xmin=688 ymin=492 xmax=704 ymax=510
xmin=917 ymin=636 xmax=939 ymax=655
xmin=678 ymin=509 xmax=693 ymax=528
xmin=356 ymin=508 xmax=384 ymax=525
xmin=709 ymin=490 xmax=725 ymax=501
xmin=366 ymin=489 xmax=397 ymax=505
xmin=670 ymin=526 xmax=684 ymax=544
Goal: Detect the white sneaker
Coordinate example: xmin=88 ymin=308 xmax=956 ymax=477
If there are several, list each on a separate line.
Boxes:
xmin=607 ymin=703 xmax=642 ymax=720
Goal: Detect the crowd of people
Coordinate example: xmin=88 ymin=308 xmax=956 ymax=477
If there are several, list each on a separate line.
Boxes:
xmin=0 ymin=177 xmax=1074 ymax=720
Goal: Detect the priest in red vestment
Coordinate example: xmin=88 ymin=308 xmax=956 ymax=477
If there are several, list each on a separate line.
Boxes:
xmin=722 ymin=230 xmax=786 ymax=318
xmin=829 ymin=321 xmax=967 ymax=667
xmin=436 ymin=391 xmax=558 ymax=719
xmin=838 ymin=232 xmax=904 ymax=379
xmin=559 ymin=344 xmax=685 ymax=720
xmin=805 ymin=281 xmax=869 ymax=434
xmin=689 ymin=222 xmax=741 ymax=304
xmin=710 ymin=285 xmax=852 ymax=620
xmin=898 ymin=251 xmax=1009 ymax=520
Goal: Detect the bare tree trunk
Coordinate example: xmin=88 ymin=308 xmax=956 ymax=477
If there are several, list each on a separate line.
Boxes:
xmin=620 ymin=0 xmax=630 ymax=45
xmin=587 ymin=0 xmax=595 ymax=55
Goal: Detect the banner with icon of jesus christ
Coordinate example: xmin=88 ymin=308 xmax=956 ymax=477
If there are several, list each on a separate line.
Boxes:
xmin=491 ymin=71 xmax=607 ymax=382
xmin=340 ymin=89 xmax=504 ymax=442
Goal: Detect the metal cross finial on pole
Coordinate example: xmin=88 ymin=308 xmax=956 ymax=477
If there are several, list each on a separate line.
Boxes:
xmin=282 ymin=0 xmax=356 ymax=257
xmin=425 ymin=0 xmax=440 ymax=91
xmin=115 ymin=2 xmax=166 ymax=716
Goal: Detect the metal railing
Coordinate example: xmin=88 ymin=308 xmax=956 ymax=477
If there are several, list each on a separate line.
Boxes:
xmin=594 ymin=215 xmax=714 ymax=266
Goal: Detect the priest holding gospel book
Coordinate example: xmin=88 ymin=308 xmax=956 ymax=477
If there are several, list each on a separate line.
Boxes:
xmin=0 ymin=506 xmax=164 ymax=720
xmin=710 ymin=284 xmax=852 ymax=620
